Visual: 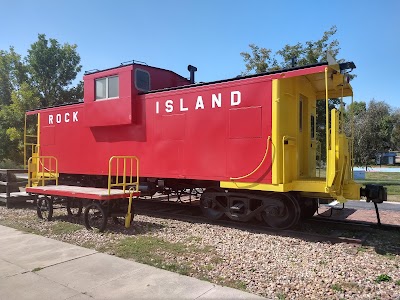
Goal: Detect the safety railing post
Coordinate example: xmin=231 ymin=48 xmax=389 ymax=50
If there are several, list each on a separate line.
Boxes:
xmin=108 ymin=156 xmax=140 ymax=195
xmin=27 ymin=156 xmax=58 ymax=187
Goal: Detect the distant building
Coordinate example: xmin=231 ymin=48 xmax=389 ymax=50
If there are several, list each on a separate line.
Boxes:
xmin=376 ymin=152 xmax=398 ymax=165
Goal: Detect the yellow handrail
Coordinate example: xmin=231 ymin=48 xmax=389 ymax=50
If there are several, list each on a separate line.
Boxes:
xmin=324 ymin=67 xmax=330 ymax=189
xmin=27 ymin=156 xmax=58 ymax=187
xmin=350 ymin=95 xmax=355 ymax=179
xmin=24 ymin=114 xmax=27 ymax=169
xmin=230 ymin=136 xmax=271 ymax=180
xmin=24 ymin=113 xmax=39 ymax=169
xmin=108 ymin=156 xmax=139 ymax=195
xmin=108 ymin=156 xmax=140 ymax=228
xmin=125 ymin=186 xmax=136 ymax=228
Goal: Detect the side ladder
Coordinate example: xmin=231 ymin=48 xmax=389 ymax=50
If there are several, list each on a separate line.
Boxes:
xmin=24 ymin=113 xmax=39 ymax=169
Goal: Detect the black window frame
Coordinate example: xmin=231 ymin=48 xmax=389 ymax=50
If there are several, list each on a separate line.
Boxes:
xmin=135 ymin=68 xmax=151 ymax=92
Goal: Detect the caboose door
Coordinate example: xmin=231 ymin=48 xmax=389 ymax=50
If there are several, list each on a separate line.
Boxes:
xmin=298 ymin=94 xmax=310 ymax=178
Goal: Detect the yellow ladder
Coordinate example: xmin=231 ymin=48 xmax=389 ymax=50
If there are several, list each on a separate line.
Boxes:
xmin=28 ymin=156 xmax=59 ymax=187
xmin=24 ymin=113 xmax=40 ymax=169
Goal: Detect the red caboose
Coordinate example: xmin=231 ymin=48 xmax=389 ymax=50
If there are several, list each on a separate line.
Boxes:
xmin=25 ymin=60 xmax=386 ymax=230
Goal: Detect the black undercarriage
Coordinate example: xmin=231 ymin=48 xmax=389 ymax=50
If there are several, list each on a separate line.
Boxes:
xmin=56 ymin=173 xmax=387 ymax=230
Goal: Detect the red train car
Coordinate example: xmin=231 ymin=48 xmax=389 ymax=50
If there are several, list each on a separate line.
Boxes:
xmin=26 ymin=60 xmax=386 ymax=229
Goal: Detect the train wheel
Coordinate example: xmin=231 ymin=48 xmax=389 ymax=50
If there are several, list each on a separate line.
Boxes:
xmin=200 ymin=188 xmax=226 ymax=220
xmin=261 ymin=193 xmax=300 ymax=229
xmin=37 ymin=196 xmax=53 ymax=221
xmin=300 ymin=197 xmax=318 ymax=219
xmin=84 ymin=202 xmax=107 ymax=232
xmin=67 ymin=198 xmax=83 ymax=217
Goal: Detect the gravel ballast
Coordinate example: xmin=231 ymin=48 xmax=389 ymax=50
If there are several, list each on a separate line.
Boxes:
xmin=0 ymin=205 xmax=399 ymax=299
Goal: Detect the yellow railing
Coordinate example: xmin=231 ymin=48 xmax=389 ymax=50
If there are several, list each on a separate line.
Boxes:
xmin=108 ymin=156 xmax=140 ymax=228
xmin=108 ymin=156 xmax=139 ymax=194
xmin=324 ymin=67 xmax=330 ymax=189
xmin=28 ymin=156 xmax=58 ymax=187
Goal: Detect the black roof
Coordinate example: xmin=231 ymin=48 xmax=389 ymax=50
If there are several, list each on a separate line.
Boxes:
xmin=144 ymin=62 xmax=328 ymax=94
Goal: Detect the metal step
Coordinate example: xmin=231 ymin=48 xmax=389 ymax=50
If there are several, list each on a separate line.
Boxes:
xmin=327 ymin=200 xmax=340 ymax=207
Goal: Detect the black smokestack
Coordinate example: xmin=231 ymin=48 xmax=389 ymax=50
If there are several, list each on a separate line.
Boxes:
xmin=187 ymin=65 xmax=197 ymax=84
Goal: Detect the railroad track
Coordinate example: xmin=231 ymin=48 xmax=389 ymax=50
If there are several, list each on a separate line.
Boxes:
xmin=306 ymin=216 xmax=400 ymax=231
xmin=133 ymin=197 xmax=385 ymax=245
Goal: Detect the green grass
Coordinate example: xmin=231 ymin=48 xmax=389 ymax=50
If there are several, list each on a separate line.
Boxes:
xmin=0 ymin=219 xmax=41 ymax=235
xmin=353 ymin=170 xmax=400 ymax=201
xmin=217 ymin=278 xmax=247 ymax=291
xmin=356 ymin=172 xmax=400 ymax=197
xmin=366 ymin=172 xmax=400 ymax=181
xmin=113 ymin=236 xmax=226 ymax=279
xmin=185 ymin=236 xmax=202 ymax=242
xmin=395 ymin=280 xmax=400 ymax=286
xmin=276 ymin=293 xmax=287 ymax=300
xmin=51 ymin=222 xmax=83 ymax=235
xmin=317 ymin=167 xmax=400 ymax=200
xmin=115 ymin=236 xmax=193 ymax=275
xmin=331 ymin=284 xmax=343 ymax=292
xmin=32 ymin=267 xmax=43 ymax=272
xmin=81 ymin=241 xmax=96 ymax=249
xmin=375 ymin=274 xmax=392 ymax=283
xmin=356 ymin=246 xmax=368 ymax=253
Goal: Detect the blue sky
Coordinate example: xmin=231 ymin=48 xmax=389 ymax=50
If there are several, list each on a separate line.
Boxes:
xmin=1 ymin=0 xmax=399 ymax=108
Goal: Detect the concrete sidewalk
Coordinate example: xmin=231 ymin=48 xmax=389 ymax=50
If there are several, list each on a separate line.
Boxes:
xmin=0 ymin=225 xmax=266 ymax=300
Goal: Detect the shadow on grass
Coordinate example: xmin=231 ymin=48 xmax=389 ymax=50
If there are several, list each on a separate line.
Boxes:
xmin=51 ymin=214 xmax=165 ymax=235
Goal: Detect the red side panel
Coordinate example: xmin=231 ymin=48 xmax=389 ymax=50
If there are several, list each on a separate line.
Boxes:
xmin=36 ymin=64 xmax=329 ymax=184
xmin=38 ymin=76 xmax=273 ymax=184
xmin=145 ymin=78 xmax=273 ymax=182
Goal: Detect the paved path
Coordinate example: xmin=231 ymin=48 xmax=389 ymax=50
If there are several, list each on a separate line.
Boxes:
xmin=345 ymin=200 xmax=400 ymax=211
xmin=317 ymin=200 xmax=400 ymax=226
xmin=0 ymin=225 xmax=266 ymax=300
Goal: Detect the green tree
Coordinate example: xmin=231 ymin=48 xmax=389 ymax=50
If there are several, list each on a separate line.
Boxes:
xmin=26 ymin=34 xmax=82 ymax=107
xmin=347 ymin=101 xmax=367 ymax=117
xmin=0 ymin=47 xmax=28 ymax=165
xmin=391 ymin=109 xmax=400 ymax=150
xmin=0 ymin=83 xmax=40 ymax=163
xmin=240 ymin=26 xmax=347 ymax=161
xmin=0 ymin=47 xmax=27 ymax=106
xmin=240 ymin=44 xmax=278 ymax=75
xmin=240 ymin=26 xmax=340 ymax=74
xmin=349 ymin=100 xmax=394 ymax=168
xmin=0 ymin=34 xmax=83 ymax=165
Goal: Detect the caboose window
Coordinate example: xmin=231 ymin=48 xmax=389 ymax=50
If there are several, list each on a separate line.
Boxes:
xmin=96 ymin=78 xmax=106 ymax=99
xmin=135 ymin=69 xmax=150 ymax=92
xmin=311 ymin=115 xmax=315 ymax=139
xmin=95 ymin=76 xmax=119 ymax=100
